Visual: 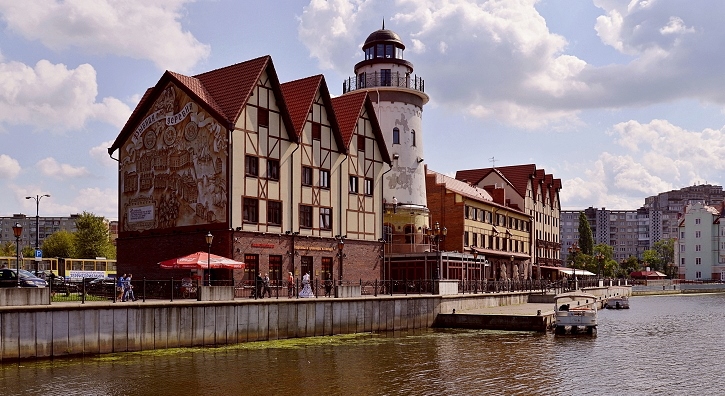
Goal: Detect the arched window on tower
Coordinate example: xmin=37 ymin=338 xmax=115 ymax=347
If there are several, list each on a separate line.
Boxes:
xmin=393 ymin=128 xmax=400 ymax=144
xmin=411 ymin=130 xmax=416 ymax=146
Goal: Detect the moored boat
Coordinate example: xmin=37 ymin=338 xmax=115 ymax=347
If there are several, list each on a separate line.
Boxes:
xmin=604 ymin=295 xmax=630 ymax=309
xmin=553 ymin=292 xmax=598 ymax=335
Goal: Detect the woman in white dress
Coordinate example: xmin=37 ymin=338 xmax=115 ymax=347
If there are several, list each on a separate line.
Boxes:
xmin=299 ymin=272 xmax=314 ymax=298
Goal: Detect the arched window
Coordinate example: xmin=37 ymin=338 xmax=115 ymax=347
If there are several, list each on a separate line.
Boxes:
xmin=392 ymin=127 xmax=400 ymax=144
xmin=411 ymin=130 xmax=416 ymax=146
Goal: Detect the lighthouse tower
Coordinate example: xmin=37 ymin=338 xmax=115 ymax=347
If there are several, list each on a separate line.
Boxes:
xmin=343 ymin=25 xmax=430 ymax=252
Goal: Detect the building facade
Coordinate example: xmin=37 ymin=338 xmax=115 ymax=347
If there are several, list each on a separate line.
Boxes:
xmin=109 ymin=55 xmax=391 ymax=283
xmin=456 ymin=164 xmax=561 ymax=268
xmin=560 ymin=208 xmax=645 ymax=263
xmin=677 ymin=202 xmax=725 ymax=280
xmin=0 ymin=214 xmax=82 ymax=249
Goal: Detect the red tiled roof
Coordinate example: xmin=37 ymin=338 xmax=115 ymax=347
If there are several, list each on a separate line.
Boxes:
xmin=167 ymin=71 xmax=224 ymax=119
xmin=280 ymin=75 xmax=343 ymax=151
xmin=112 ymin=87 xmax=153 ymax=151
xmin=456 ymin=164 xmax=537 ymax=199
xmin=193 ymin=56 xmax=269 ymax=122
xmin=330 ymin=91 xmax=391 ymax=164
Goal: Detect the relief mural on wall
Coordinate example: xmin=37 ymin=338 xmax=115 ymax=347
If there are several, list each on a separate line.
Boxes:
xmin=120 ymin=83 xmax=227 ymax=232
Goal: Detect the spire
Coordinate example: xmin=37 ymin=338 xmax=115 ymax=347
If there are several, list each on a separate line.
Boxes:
xmin=382 ymin=19 xmax=385 ymax=29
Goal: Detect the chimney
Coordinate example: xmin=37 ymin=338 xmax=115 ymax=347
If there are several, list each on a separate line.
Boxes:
xmin=483 ymin=184 xmax=505 ymax=205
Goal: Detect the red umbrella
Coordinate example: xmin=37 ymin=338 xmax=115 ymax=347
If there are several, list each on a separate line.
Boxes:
xmin=158 ymin=251 xmax=245 ymax=270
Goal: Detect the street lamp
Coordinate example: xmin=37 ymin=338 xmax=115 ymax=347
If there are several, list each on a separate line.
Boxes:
xmin=26 ymin=194 xmax=50 ymax=274
xmin=335 ymin=235 xmax=346 ymax=284
xmin=594 ymin=252 xmax=604 ymax=282
xmin=12 ymin=223 xmax=22 ymax=288
xmin=430 ymin=222 xmax=447 ymax=279
xmin=567 ymin=243 xmax=581 ymax=289
xmin=205 ymin=231 xmax=213 ymax=286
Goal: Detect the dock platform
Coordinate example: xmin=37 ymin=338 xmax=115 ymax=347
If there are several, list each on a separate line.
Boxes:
xmin=432 ymin=303 xmax=556 ymax=332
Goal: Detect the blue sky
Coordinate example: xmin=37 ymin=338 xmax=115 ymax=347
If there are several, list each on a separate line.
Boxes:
xmin=1 ymin=0 xmax=725 ymax=220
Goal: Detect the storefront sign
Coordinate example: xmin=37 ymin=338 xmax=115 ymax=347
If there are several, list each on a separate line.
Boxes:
xmin=251 ymin=243 xmax=275 ymax=249
xmin=294 ymin=245 xmax=335 ymax=252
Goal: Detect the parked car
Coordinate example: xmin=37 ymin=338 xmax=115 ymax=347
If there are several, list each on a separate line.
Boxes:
xmin=0 ymin=268 xmax=48 ymax=288
xmin=86 ymin=277 xmax=117 ymax=298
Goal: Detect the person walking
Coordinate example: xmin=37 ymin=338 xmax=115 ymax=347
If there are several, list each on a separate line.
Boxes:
xmin=324 ymin=273 xmax=333 ymax=297
xmin=263 ymin=273 xmax=272 ymax=298
xmin=123 ymin=273 xmax=136 ymax=301
xmin=255 ymin=272 xmax=263 ymax=299
xmin=117 ymin=274 xmax=126 ymax=301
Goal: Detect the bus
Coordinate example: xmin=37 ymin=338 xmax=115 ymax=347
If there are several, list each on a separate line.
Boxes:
xmin=0 ymin=257 xmax=116 ymax=279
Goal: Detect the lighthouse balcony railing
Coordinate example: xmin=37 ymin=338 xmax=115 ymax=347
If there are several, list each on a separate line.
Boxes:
xmin=343 ymin=71 xmax=424 ymax=94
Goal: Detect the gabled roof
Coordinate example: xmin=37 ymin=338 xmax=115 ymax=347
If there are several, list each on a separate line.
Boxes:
xmin=110 ymin=55 xmax=297 ymax=154
xmin=280 ymin=75 xmax=344 ymax=152
xmin=456 ymin=164 xmax=537 ymax=199
xmin=427 ymin=169 xmax=527 ymax=215
xmin=331 ymin=91 xmax=391 ymax=164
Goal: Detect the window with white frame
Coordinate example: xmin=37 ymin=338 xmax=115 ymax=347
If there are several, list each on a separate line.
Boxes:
xmin=696 ymin=231 xmax=701 ymax=238
xmin=696 ymin=257 xmax=702 ymax=265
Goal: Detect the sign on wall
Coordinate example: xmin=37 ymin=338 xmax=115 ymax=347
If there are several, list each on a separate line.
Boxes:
xmin=119 ymin=83 xmax=228 ymax=232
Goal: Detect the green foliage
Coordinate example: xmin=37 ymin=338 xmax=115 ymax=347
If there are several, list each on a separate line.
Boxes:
xmin=654 ymin=239 xmax=675 ymax=267
xmin=619 ymin=256 xmax=640 ymax=277
xmin=73 ymin=212 xmax=116 ymax=259
xmin=42 ymin=230 xmax=76 ymax=258
xmin=577 ymin=212 xmax=594 ymax=255
xmin=642 ymin=249 xmax=661 ymax=271
xmin=0 ymin=241 xmax=16 ymax=256
xmin=21 ymin=245 xmax=35 ymax=259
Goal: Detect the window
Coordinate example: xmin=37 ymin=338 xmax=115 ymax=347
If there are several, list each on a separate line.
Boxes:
xmin=320 ymin=169 xmax=330 ymax=189
xmin=245 ymin=156 xmax=258 ymax=177
xmin=696 ymin=244 xmax=701 ymax=252
xmin=381 ymin=69 xmax=391 ymax=86
xmin=696 ymin=257 xmax=702 ymax=265
xmin=681 ymin=258 xmax=685 ymax=265
xmin=245 ymin=254 xmax=259 ymax=281
xmin=376 ymin=44 xmax=384 ymax=58
xmin=269 ymin=255 xmax=282 ymax=281
xmin=696 ymin=218 xmax=701 ymax=224
xmin=357 ymin=134 xmax=366 ymax=151
xmin=385 ymin=44 xmax=394 ymax=58
xmin=364 ymin=178 xmax=373 ymax=196
xmin=266 ymin=159 xmax=279 ymax=181
xmin=358 ymin=72 xmax=366 ymax=87
xmin=300 ymin=205 xmax=313 ymax=228
xmin=321 ymin=257 xmax=333 ymax=280
xmin=243 ymin=198 xmax=259 ymax=223
xmin=411 ymin=130 xmax=416 ymax=146
xmin=472 ymin=233 xmax=478 ymax=247
xmin=267 ymin=201 xmax=282 ymax=225
xmin=320 ymin=207 xmax=332 ymax=230
xmin=349 ymin=176 xmax=358 ymax=193
xmin=312 ymin=122 xmax=321 ymax=140
xmin=392 ymin=128 xmax=400 ymax=144
xmin=464 ymin=231 xmax=469 ymax=247
xmin=696 ymin=231 xmax=701 ymax=238
xmin=302 ymin=166 xmax=313 ymax=186
xmin=258 ymin=107 xmax=269 ymax=128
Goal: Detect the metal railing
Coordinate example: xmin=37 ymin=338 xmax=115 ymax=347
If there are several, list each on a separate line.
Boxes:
xmin=342 ymin=71 xmax=424 ymax=94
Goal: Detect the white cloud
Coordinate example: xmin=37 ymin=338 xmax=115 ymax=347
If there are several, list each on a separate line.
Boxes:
xmin=0 ymin=0 xmax=209 ymax=73
xmin=561 ymin=118 xmax=725 ymax=209
xmin=89 ymin=140 xmax=117 ymax=167
xmin=0 ymin=154 xmax=21 ymax=179
xmin=0 ymin=59 xmax=131 ymax=131
xmin=36 ymin=157 xmax=90 ymax=179
xmin=299 ymin=0 xmax=725 ymax=129
xmin=72 ymin=187 xmax=118 ymax=219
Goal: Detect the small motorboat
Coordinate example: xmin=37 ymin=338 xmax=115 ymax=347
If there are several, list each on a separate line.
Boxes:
xmin=553 ymin=292 xmax=598 ymax=335
xmin=604 ymin=295 xmax=630 ymax=309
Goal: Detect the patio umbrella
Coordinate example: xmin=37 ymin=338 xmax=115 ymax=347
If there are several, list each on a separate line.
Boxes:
xmin=158 ymin=251 xmax=245 ymax=270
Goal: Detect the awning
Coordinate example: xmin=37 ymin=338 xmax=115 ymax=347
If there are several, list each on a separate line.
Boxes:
xmin=539 ymin=265 xmax=595 ymax=276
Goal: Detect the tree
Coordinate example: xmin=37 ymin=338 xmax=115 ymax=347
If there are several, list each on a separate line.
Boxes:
xmin=42 ymin=230 xmax=76 ymax=259
xmin=578 ymin=211 xmax=594 ymax=255
xmin=593 ymin=244 xmax=617 ymax=277
xmin=654 ymin=239 xmax=675 ymax=269
xmin=620 ymin=256 xmax=640 ymax=277
xmin=0 ymin=241 xmax=15 ymax=257
xmin=74 ymin=212 xmax=116 ymax=259
xmin=642 ymin=249 xmax=661 ymax=271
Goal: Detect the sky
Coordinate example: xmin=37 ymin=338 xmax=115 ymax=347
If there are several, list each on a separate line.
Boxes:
xmin=1 ymin=0 xmax=725 ymax=221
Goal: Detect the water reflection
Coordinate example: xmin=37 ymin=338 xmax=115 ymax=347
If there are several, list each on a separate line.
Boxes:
xmin=2 ymin=294 xmax=725 ymax=395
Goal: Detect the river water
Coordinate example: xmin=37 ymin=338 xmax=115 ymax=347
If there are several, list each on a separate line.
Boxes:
xmin=2 ymin=293 xmax=724 ymax=396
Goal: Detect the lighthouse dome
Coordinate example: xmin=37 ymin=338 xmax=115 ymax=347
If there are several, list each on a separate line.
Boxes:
xmin=363 ymin=29 xmax=405 ymax=50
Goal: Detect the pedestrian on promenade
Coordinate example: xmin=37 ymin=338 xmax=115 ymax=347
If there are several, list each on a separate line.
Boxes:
xmin=124 ymin=274 xmax=136 ymax=301
xmin=263 ymin=273 xmax=272 ymax=298
xmin=255 ymin=272 xmax=263 ymax=299
xmin=287 ymin=272 xmax=294 ymax=298
xmin=324 ymin=273 xmax=333 ymax=297
xmin=117 ymin=274 xmax=126 ymax=301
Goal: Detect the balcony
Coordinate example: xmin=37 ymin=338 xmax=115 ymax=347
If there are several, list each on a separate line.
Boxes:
xmin=343 ymin=71 xmax=425 ymax=94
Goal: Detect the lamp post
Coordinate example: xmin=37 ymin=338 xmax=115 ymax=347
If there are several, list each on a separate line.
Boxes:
xmin=336 ymin=235 xmax=346 ymax=284
xmin=205 ymin=231 xmax=213 ymax=286
xmin=430 ymin=222 xmax=447 ymax=279
xmin=594 ymin=252 xmax=604 ymax=283
xmin=26 ymin=194 xmax=50 ymax=274
xmin=567 ymin=243 xmax=581 ymax=289
xmin=12 ymin=223 xmax=22 ymax=288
